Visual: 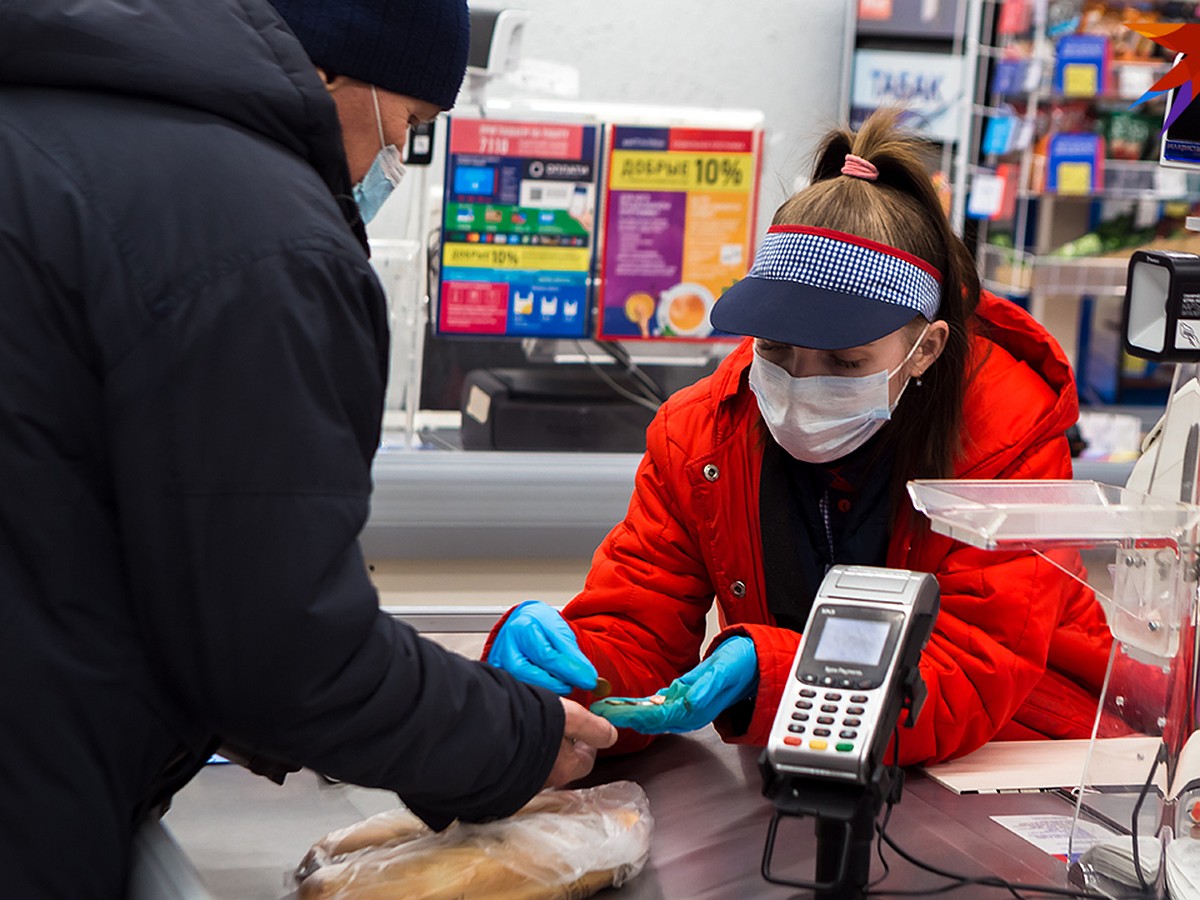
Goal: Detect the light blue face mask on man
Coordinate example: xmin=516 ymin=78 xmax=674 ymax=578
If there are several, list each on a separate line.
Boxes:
xmin=352 ymin=86 xmax=406 ymax=224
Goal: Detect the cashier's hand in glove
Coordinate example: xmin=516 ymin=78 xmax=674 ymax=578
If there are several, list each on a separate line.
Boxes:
xmin=545 ymin=699 xmax=619 ymax=788
xmin=589 ymin=636 xmax=758 ymax=735
xmin=488 ymin=600 xmax=598 ymax=695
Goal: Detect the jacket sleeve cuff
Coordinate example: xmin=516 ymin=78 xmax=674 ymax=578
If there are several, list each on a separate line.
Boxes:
xmin=713 ymin=623 xmax=801 ymax=745
xmin=405 ymin=680 xmax=565 ymax=830
xmin=480 ymin=605 xmax=519 ymax=661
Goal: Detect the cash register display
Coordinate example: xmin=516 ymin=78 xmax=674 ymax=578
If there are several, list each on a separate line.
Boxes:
xmin=813 ymin=617 xmax=891 ymax=667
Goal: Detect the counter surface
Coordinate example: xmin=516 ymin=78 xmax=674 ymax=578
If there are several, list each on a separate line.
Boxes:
xmin=165 ymin=726 xmax=1081 ymax=898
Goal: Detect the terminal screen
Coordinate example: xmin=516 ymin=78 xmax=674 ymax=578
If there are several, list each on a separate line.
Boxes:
xmin=814 ymin=616 xmax=891 ymax=667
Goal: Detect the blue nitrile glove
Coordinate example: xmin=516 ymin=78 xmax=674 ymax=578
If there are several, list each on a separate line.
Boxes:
xmin=589 ymin=636 xmax=758 ymax=734
xmin=487 ymin=600 xmax=598 ymax=695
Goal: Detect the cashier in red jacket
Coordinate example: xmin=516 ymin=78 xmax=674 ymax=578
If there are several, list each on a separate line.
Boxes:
xmin=485 ymin=109 xmax=1117 ymax=763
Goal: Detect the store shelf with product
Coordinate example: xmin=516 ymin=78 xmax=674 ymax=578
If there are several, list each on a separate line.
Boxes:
xmin=958 ymin=0 xmax=1198 ymax=404
xmin=979 ymin=188 xmax=1200 ymax=300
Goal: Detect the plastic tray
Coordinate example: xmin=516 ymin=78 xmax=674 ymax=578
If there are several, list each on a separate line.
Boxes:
xmin=907 ymin=480 xmax=1200 ymax=551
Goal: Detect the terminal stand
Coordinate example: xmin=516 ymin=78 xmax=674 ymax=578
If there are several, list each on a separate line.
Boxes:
xmin=760 ymin=675 xmax=925 ymax=899
xmin=760 ymin=764 xmax=902 ymax=900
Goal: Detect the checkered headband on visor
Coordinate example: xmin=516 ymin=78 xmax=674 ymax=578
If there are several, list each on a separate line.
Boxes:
xmin=710 ymin=225 xmax=943 ymax=350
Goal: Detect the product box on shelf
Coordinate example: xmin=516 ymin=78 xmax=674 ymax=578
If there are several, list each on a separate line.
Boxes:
xmin=996 ymin=0 xmax=1032 ymax=36
xmin=1046 ymin=132 xmax=1105 ymax=194
xmin=967 ymin=163 xmax=1018 ymax=221
xmin=982 ymin=113 xmax=1016 ymax=156
xmin=991 ymin=57 xmax=1030 ymax=96
xmin=1053 ymin=34 xmax=1111 ymax=97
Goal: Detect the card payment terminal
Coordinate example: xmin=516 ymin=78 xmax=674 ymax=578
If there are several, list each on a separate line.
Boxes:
xmin=764 ymin=565 xmax=940 ymax=787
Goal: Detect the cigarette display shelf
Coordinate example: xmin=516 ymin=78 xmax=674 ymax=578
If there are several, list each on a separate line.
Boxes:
xmin=956 ymin=0 xmax=1193 ymax=391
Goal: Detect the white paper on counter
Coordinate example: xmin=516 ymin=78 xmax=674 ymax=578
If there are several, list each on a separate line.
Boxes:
xmin=991 ymin=814 xmax=1118 ymax=862
xmin=924 ymin=736 xmax=1162 ymax=794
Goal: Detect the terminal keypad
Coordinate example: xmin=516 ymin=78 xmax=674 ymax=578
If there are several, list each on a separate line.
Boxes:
xmin=790 ymin=686 xmax=872 ymax=754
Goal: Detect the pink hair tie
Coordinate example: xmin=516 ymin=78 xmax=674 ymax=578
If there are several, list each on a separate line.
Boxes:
xmin=841 ymin=154 xmax=878 ymax=181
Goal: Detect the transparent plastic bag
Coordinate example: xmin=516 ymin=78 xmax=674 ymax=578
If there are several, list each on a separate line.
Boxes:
xmin=295 ymin=780 xmax=653 ymax=899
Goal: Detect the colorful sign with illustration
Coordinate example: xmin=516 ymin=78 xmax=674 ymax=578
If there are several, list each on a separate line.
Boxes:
xmin=438 ymin=119 xmax=599 ymax=338
xmin=596 ymin=125 xmax=762 ymax=340
xmin=1124 ymin=22 xmax=1200 ymax=128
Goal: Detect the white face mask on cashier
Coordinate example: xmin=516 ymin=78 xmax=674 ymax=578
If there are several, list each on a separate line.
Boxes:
xmin=749 ymin=323 xmax=930 ymax=464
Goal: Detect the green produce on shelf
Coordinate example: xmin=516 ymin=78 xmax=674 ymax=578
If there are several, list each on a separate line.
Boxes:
xmin=1047 ymin=212 xmax=1156 ymax=258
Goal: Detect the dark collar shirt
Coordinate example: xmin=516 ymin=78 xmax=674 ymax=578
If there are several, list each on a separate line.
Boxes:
xmin=760 ymin=432 xmax=895 ymax=632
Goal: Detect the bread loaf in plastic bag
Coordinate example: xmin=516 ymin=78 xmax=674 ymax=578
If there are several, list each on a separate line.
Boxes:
xmin=295 ymin=780 xmax=652 ymax=899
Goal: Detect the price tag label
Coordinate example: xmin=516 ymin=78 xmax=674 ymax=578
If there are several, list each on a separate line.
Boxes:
xmin=1117 ymin=65 xmax=1156 ymax=100
xmin=858 ymin=0 xmax=893 ymax=19
xmin=1023 ymin=59 xmax=1043 ymax=93
xmin=1157 ymin=167 xmax=1189 ymax=199
xmin=1135 ymin=197 xmax=1161 ymax=228
xmin=1015 ymin=118 xmax=1035 ymax=151
xmin=967 ymin=172 xmax=1005 ymax=219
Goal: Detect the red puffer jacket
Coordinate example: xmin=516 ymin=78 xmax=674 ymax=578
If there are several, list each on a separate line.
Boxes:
xmin=487 ymin=292 xmax=1116 ymax=762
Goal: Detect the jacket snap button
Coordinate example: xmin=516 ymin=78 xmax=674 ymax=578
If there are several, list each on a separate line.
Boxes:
xmin=731 ymin=580 xmax=746 ymax=598
xmin=703 ymin=464 xmax=719 ymax=482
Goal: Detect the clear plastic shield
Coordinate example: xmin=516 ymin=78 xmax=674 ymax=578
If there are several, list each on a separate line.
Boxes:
xmin=909 ymin=476 xmax=1200 ymax=898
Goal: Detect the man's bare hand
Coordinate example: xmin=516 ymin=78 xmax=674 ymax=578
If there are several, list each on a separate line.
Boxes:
xmin=544 ymin=698 xmax=618 ymax=788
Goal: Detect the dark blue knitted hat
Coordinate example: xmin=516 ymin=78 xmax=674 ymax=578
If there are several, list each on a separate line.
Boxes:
xmin=269 ymin=0 xmax=470 ymax=109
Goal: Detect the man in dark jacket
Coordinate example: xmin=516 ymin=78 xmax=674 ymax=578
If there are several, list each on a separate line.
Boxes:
xmin=0 ymin=1 xmax=616 ymax=896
